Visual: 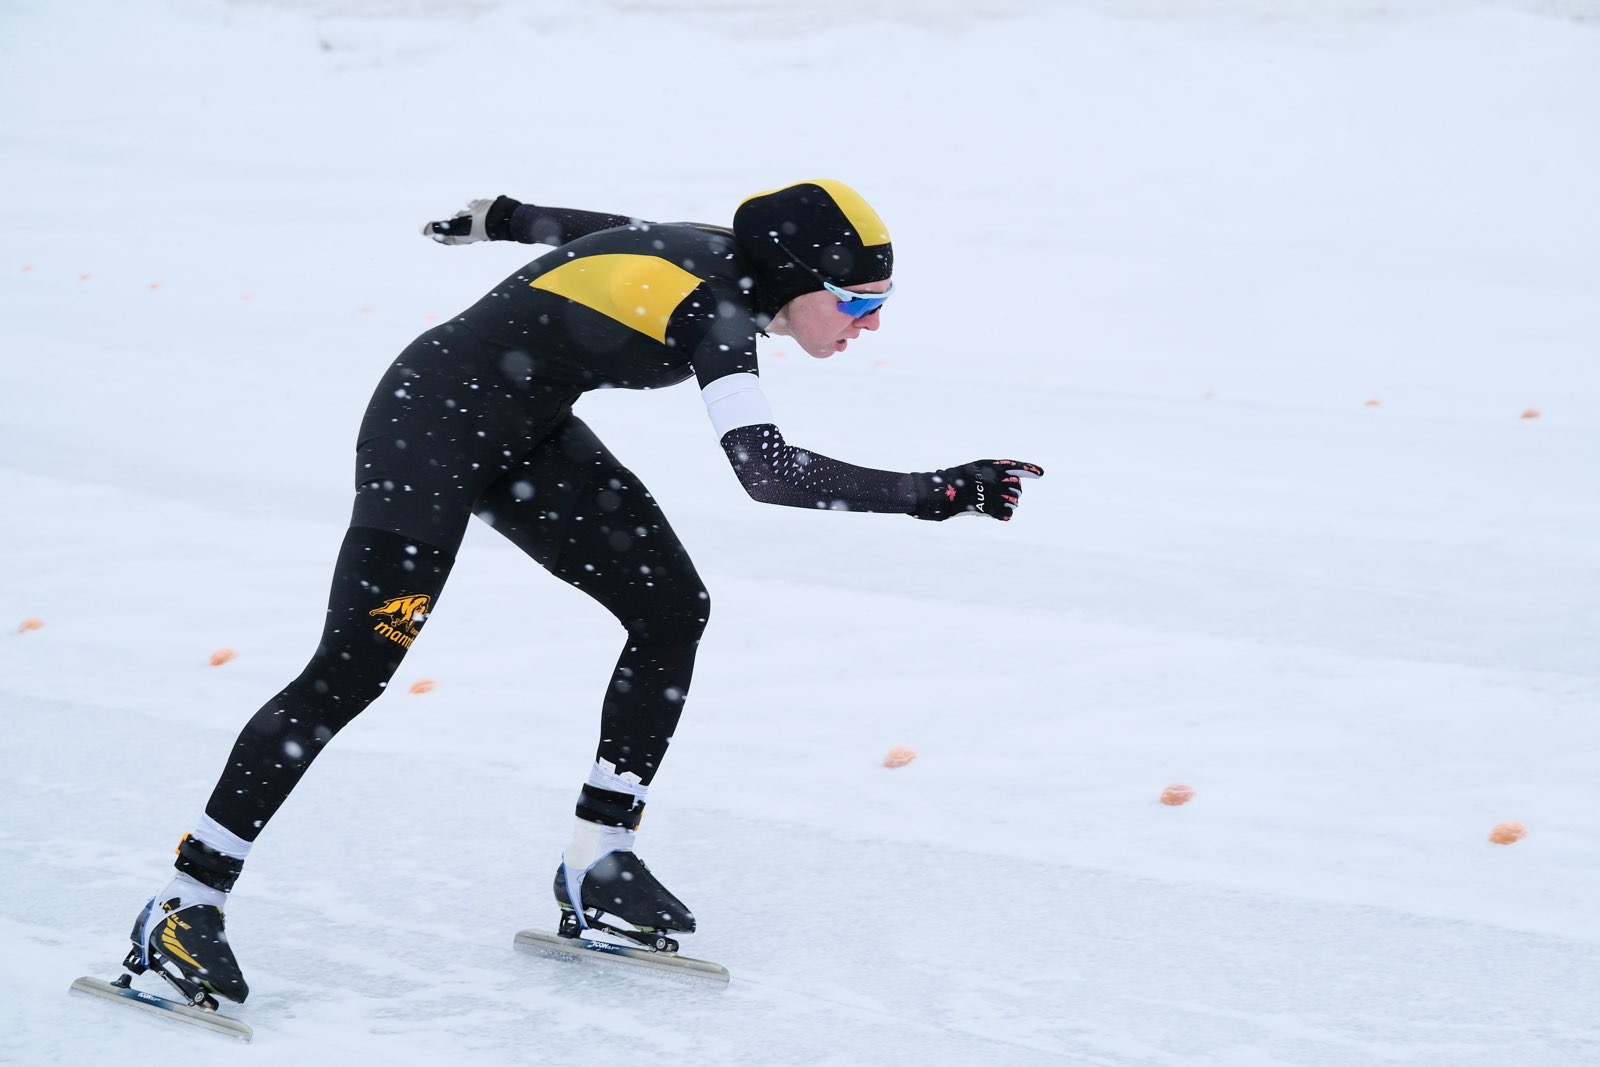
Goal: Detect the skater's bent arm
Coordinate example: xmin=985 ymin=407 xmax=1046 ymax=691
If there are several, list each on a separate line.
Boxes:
xmin=506 ymin=202 xmax=636 ymax=246
xmin=701 ymin=373 xmax=918 ymax=514
xmin=423 ymin=195 xmax=636 ymax=246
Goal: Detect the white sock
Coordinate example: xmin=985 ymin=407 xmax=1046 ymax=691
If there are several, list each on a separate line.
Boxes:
xmin=587 ymin=759 xmax=648 ymax=803
xmin=563 ymin=818 xmax=635 ymax=873
xmin=191 ymin=812 xmax=253 ymax=860
xmin=156 ymin=870 xmax=228 ymax=910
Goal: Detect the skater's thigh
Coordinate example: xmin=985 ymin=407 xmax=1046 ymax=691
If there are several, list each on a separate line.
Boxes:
xmin=473 ymin=415 xmax=706 ymax=625
xmin=351 ymin=337 xmax=577 ymax=549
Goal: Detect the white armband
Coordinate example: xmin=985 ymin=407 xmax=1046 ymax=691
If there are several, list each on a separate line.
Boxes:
xmin=701 ymin=372 xmax=774 ymax=438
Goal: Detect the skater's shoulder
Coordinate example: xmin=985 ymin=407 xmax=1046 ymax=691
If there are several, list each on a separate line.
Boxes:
xmin=535 ymin=222 xmax=743 ymax=279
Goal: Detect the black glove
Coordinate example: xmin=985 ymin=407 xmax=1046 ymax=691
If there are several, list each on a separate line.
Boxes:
xmin=421 ymin=195 xmax=521 ymax=244
xmin=911 ymin=459 xmax=1044 ymax=521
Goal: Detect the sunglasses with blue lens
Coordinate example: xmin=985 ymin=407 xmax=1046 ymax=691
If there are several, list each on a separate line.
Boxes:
xmin=777 ymin=240 xmax=894 ymax=319
xmin=823 ymin=279 xmax=894 ymax=319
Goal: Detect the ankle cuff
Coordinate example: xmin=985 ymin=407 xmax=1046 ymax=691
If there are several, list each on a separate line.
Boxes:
xmin=174 ymin=833 xmax=245 ymax=893
xmin=575 ymin=783 xmax=644 ymax=830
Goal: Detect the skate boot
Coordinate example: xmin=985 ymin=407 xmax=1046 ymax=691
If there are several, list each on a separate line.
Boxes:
xmin=125 ymin=835 xmax=249 ymax=1006
xmin=554 ymin=812 xmax=694 ymax=953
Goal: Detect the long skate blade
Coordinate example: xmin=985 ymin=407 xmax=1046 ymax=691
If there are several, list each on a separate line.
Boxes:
xmin=69 ymin=977 xmax=253 ymax=1042
xmin=513 ymin=930 xmax=729 ymax=985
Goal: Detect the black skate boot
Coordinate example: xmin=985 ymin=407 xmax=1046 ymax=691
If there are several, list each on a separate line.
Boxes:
xmin=124 ymin=835 xmax=249 ymax=1006
xmin=555 ymin=849 xmax=696 ymax=931
xmin=553 ymin=789 xmax=694 ymax=952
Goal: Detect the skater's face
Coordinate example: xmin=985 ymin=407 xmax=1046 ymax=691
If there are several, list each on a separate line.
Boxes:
xmin=768 ymin=279 xmax=890 ymax=359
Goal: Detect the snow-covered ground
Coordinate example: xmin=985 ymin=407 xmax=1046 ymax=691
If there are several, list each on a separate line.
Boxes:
xmin=3 ymin=0 xmax=1598 ymax=1062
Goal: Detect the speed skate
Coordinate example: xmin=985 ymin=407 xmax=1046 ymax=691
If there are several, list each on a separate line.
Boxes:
xmin=68 ymin=975 xmax=252 ymax=1041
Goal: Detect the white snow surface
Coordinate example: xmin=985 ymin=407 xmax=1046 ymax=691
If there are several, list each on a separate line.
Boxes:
xmin=3 ymin=0 xmax=1599 ymax=1063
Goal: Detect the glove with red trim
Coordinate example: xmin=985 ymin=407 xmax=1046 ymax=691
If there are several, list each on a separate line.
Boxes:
xmin=911 ymin=460 xmax=1044 ymax=521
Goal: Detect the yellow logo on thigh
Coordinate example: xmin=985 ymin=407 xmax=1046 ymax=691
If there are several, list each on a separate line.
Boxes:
xmin=369 ymin=594 xmax=432 ymax=648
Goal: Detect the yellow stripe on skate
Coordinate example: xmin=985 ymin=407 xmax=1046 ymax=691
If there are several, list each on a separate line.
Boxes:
xmin=160 ymin=917 xmax=203 ymax=969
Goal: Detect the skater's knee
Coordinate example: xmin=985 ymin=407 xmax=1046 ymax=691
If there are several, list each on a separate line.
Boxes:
xmin=682 ymin=579 xmax=711 ymax=638
xmin=665 ymin=578 xmax=711 ymax=640
xmin=258 ymin=644 xmax=401 ymax=739
xmin=622 ymin=584 xmax=708 ymax=644
xmin=604 ymin=558 xmax=708 ymax=642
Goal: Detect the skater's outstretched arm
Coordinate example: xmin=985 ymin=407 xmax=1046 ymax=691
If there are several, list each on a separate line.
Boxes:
xmin=700 ymin=371 xmax=1044 ymax=521
xmin=421 ymin=195 xmax=635 ymax=246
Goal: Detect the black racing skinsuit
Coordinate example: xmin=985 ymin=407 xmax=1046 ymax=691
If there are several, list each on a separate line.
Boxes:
xmin=204 ymin=206 xmax=917 ymax=841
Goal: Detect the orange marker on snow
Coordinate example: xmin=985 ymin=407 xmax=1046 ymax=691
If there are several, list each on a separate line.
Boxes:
xmin=18 ymin=618 xmax=44 ymax=633
xmin=1489 ymin=820 xmax=1526 ymax=845
xmin=883 ymin=746 xmax=917 ymax=768
xmin=1160 ymin=783 xmax=1194 ymax=806
xmin=409 ymin=679 xmax=436 ymax=694
xmin=1520 ymin=408 xmax=1541 ymax=420
xmin=209 ymin=648 xmax=236 ymax=666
